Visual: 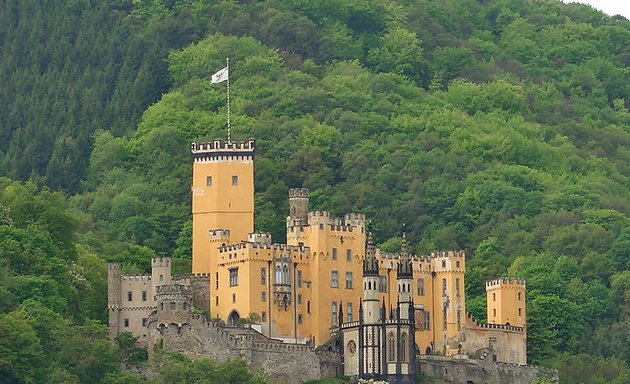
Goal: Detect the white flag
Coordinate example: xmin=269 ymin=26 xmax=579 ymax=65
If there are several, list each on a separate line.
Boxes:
xmin=211 ymin=66 xmax=229 ymax=83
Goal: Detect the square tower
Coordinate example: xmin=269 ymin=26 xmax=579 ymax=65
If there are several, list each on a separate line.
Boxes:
xmin=486 ymin=278 xmax=526 ymax=327
xmin=191 ymin=140 xmax=255 ymax=274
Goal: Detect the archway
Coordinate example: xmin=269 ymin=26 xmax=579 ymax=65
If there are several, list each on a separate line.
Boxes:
xmin=228 ymin=310 xmax=240 ymax=326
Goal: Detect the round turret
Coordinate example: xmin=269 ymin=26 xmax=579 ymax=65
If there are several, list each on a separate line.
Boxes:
xmin=155 ymin=284 xmax=192 ymax=327
xmin=288 ymin=188 xmax=310 ymax=225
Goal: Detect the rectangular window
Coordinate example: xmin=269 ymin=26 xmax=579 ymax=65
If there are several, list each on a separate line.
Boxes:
xmin=493 ymin=293 xmax=496 ymax=302
xmin=297 ymin=270 xmax=302 ymax=288
xmin=206 ymin=176 xmax=212 ymax=186
xmin=261 ymin=291 xmax=266 ymax=302
xmin=127 ymin=292 xmax=133 ymax=301
xmin=183 ymin=302 xmax=188 ymax=310
xmin=142 ymin=291 xmax=147 ymax=301
xmin=307 ymin=301 xmax=311 ymax=314
xmin=379 ymin=276 xmax=388 ymax=292
xmin=298 ymin=314 xmax=303 ymax=324
xmin=346 ymin=249 xmax=352 ymax=262
xmin=232 ymin=175 xmax=238 ymax=185
xmin=332 ymin=302 xmax=338 ymax=326
xmin=518 ymin=292 xmax=522 ymax=301
xmin=345 ymin=272 xmax=353 ymax=289
xmin=518 ymin=308 xmax=522 ymax=317
xmin=319 ymin=223 xmax=324 ymax=230
xmin=456 ymin=278 xmax=460 ymax=297
xmin=261 ymin=311 xmax=267 ymax=322
xmin=232 ymin=293 xmax=236 ymax=303
xmin=442 ymin=260 xmax=446 ymax=268
xmin=261 ymin=268 xmax=266 ymax=285
xmin=170 ymin=302 xmax=176 ymax=310
xmin=424 ymin=312 xmax=430 ymax=330
xmin=332 ymin=248 xmax=337 ymax=261
xmin=229 ymin=268 xmax=238 ymax=286
xmin=124 ymin=318 xmax=129 ymax=327
xmin=456 ymin=260 xmax=460 ymax=268
xmin=331 ymin=271 xmax=339 ymax=288
xmin=215 ymin=296 xmax=219 ymax=306
xmin=297 ymin=294 xmax=302 ymax=304
xmin=493 ymin=308 xmax=496 ymax=317
xmin=216 ymin=272 xmax=219 ymax=290
xmin=347 ymin=303 xmax=353 ymax=322
xmin=142 ymin=318 xmax=147 ymax=327
xmin=160 ymin=274 xmax=163 ymax=282
xmin=442 ymin=278 xmax=447 ymax=296
xmin=419 ymin=278 xmax=426 ymax=295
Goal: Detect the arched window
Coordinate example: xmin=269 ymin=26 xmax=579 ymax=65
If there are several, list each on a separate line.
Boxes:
xmin=388 ymin=333 xmax=396 ymax=361
xmin=400 ymin=333 xmax=407 ymax=362
xmin=282 ymin=265 xmax=289 ymax=284
xmin=275 ymin=265 xmax=282 ymax=284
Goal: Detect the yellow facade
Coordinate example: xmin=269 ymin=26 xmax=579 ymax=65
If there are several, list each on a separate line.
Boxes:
xmin=486 ymin=278 xmax=526 ymax=327
xmin=191 ymin=140 xmax=254 ymax=274
xmin=190 ymin=139 xmax=525 ymax=357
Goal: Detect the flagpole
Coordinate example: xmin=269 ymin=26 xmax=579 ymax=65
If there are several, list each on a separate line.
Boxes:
xmin=226 ymin=57 xmax=231 ymax=144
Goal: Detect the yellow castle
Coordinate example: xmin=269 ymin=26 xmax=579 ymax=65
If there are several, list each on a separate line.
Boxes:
xmin=190 ymin=139 xmax=527 ymax=363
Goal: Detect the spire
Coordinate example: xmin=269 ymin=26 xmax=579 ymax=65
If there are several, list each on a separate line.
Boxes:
xmin=363 ymin=233 xmax=379 ymax=276
xmin=397 ymin=227 xmax=413 ymax=279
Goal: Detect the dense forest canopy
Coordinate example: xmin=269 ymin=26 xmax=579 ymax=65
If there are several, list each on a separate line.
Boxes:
xmin=1 ymin=0 xmax=630 ymax=383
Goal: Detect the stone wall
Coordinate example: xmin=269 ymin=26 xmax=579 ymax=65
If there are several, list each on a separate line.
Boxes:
xmin=419 ymin=355 xmax=558 ymax=384
xmin=148 ymin=314 xmax=340 ymax=384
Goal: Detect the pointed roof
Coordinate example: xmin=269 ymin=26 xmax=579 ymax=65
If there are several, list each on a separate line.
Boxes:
xmin=363 ymin=233 xmax=379 ymax=277
xmin=397 ymin=230 xmax=413 ymax=279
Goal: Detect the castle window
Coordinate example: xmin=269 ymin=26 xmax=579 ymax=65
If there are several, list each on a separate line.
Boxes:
xmin=229 ymin=268 xmax=238 ymax=286
xmin=160 ymin=274 xmax=163 ymax=282
xmin=307 ymin=301 xmax=311 ymax=314
xmin=298 ymin=314 xmax=303 ymax=324
xmin=347 ymin=303 xmax=353 ymax=322
xmin=262 ymin=291 xmax=266 ymax=302
xmin=127 ymin=292 xmax=133 ymax=301
xmin=457 ymin=310 xmax=461 ymax=330
xmin=401 ymin=333 xmax=407 ymax=362
xmin=346 ymin=249 xmax=352 ymax=262
xmin=142 ymin=291 xmax=147 ymax=301
xmin=170 ymin=302 xmax=176 ymax=310
xmin=183 ymin=302 xmax=188 ymax=310
xmin=282 ymin=265 xmax=289 ymax=284
xmin=215 ymin=296 xmax=219 ymax=306
xmin=206 ymin=176 xmax=212 ymax=186
xmin=233 ymin=293 xmax=236 ymax=303
xmin=417 ymin=279 xmax=425 ymax=296
xmin=332 ymin=248 xmax=337 ymax=261
xmin=297 ymin=294 xmax=302 ymax=304
xmin=456 ymin=260 xmax=460 ymax=268
xmin=261 ymin=268 xmax=266 ymax=285
xmin=442 ymin=260 xmax=446 ymax=268
xmin=345 ymin=272 xmax=353 ymax=289
xmin=142 ymin=318 xmax=147 ymax=327
xmin=493 ymin=308 xmax=496 ymax=317
xmin=518 ymin=307 xmax=522 ymax=317
xmin=261 ymin=311 xmax=267 ymax=322
xmin=232 ymin=175 xmax=238 ymax=185
xmin=518 ymin=292 xmax=522 ymax=301
xmin=297 ymin=270 xmax=302 ymax=287
xmin=332 ymin=302 xmax=338 ymax=326
xmin=423 ymin=311 xmax=430 ymax=330
xmin=124 ymin=318 xmax=129 ymax=327
xmin=216 ymin=272 xmax=219 ymax=290
xmin=379 ymin=276 xmax=388 ymax=292
xmin=331 ymin=271 xmax=339 ymax=288
xmin=456 ymin=278 xmax=461 ymax=297
xmin=388 ymin=333 xmax=395 ymax=361
xmin=493 ymin=293 xmax=496 ymax=302
xmin=442 ymin=278 xmax=447 ymax=296
xmin=160 ymin=303 xmax=164 ymax=311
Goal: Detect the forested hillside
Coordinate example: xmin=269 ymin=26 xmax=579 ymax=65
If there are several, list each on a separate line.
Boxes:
xmin=1 ymin=0 xmax=630 ymax=383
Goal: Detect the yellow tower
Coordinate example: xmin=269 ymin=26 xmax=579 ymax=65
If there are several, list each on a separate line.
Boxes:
xmin=191 ymin=139 xmax=255 ymax=274
xmin=486 ymin=278 xmax=526 ymax=327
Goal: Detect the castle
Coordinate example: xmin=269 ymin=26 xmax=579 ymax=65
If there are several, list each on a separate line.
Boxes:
xmin=107 ymin=139 xmax=529 ymax=383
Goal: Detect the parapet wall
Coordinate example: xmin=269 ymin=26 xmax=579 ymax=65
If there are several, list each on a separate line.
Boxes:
xmin=191 ymin=139 xmax=255 ymax=162
xmin=486 ymin=278 xmax=526 ymax=290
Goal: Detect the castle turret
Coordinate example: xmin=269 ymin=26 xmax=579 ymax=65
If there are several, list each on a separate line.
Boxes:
xmin=155 ymin=284 xmax=192 ymax=327
xmin=288 ymin=188 xmax=309 ymax=226
xmin=397 ymin=232 xmax=413 ymax=320
xmin=362 ymin=234 xmax=380 ymax=324
xmin=151 ymin=257 xmax=172 ymax=299
xmin=486 ymin=278 xmax=526 ymax=328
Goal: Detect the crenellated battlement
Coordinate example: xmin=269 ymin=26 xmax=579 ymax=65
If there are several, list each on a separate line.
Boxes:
xmin=308 ymin=210 xmax=330 ymax=221
xmin=218 ymin=242 xmax=307 ymax=253
xmin=209 ymin=229 xmax=230 ymax=240
xmin=191 ymin=139 xmax=255 ymax=153
xmin=248 ymin=232 xmax=272 ymax=244
xmin=431 ymin=250 xmax=466 ymax=259
xmin=108 ymin=262 xmax=121 ymax=270
xmin=121 ymin=275 xmax=151 ymax=281
xmin=156 ymin=284 xmax=191 ymax=295
xmin=152 ymin=257 xmax=171 ymax=268
xmin=486 ymin=278 xmax=526 ymax=290
xmin=467 ymin=312 xmax=524 ymax=332
xmin=379 ymin=252 xmax=431 ymax=263
xmin=344 ymin=213 xmax=366 ymax=226
xmin=288 ymin=188 xmax=310 ymax=199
